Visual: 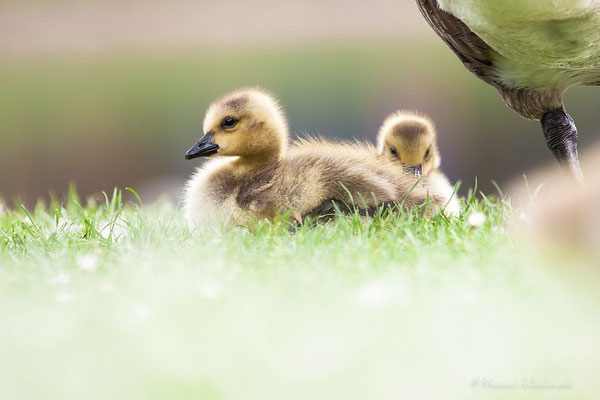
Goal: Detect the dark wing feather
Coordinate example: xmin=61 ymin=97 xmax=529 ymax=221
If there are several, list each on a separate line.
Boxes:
xmin=416 ymin=0 xmax=566 ymax=119
xmin=416 ymin=0 xmax=503 ymax=88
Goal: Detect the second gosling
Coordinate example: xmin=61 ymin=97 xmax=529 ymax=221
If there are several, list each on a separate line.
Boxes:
xmin=183 ymin=89 xmax=451 ymax=227
xmin=377 ymin=111 xmax=460 ymax=215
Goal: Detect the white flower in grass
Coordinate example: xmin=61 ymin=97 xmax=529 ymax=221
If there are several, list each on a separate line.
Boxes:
xmin=99 ymin=225 xmax=110 ymax=239
xmin=56 ymin=218 xmax=82 ymax=234
xmin=50 ymin=273 xmax=70 ymax=285
xmin=0 ymin=201 xmax=6 ymax=217
xmin=99 ymin=281 xmax=116 ymax=293
xmin=100 ymin=218 xmax=129 ymax=241
xmin=113 ymin=221 xmax=129 ymax=239
xmin=199 ymin=281 xmax=222 ymax=300
xmin=459 ymin=290 xmax=478 ymax=304
xmin=77 ymin=254 xmax=98 ymax=272
xmin=56 ymin=292 xmax=73 ymax=303
xmin=132 ymin=304 xmax=153 ymax=320
xmin=468 ymin=212 xmax=486 ymax=228
xmin=519 ymin=212 xmax=531 ymax=223
xmin=493 ymin=225 xmax=505 ymax=234
xmin=356 ymin=281 xmax=393 ymax=308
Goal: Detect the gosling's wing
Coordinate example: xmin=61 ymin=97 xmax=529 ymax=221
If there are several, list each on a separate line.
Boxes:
xmin=235 ymin=163 xmax=279 ymax=212
xmin=416 ymin=0 xmax=503 ymax=88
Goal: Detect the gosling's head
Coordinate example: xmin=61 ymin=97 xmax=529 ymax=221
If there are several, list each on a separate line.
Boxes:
xmin=376 ymin=111 xmax=440 ymax=177
xmin=185 ymin=88 xmax=289 ymax=160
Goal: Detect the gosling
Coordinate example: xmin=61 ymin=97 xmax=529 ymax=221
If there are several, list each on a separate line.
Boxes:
xmin=377 ymin=111 xmax=460 ymax=215
xmin=183 ymin=88 xmax=450 ymax=227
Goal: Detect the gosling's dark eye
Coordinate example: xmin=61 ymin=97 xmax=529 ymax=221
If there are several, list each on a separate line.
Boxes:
xmin=424 ymin=148 xmax=431 ymax=159
xmin=221 ymin=117 xmax=238 ymax=129
xmin=390 ymin=147 xmax=398 ymax=157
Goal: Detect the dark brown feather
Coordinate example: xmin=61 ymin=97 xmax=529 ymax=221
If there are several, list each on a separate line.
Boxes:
xmin=415 ymin=0 xmax=564 ymax=119
xmin=416 ymin=0 xmax=501 ymax=88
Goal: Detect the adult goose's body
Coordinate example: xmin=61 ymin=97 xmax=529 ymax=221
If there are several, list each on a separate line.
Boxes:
xmin=416 ymin=0 xmax=600 ymax=182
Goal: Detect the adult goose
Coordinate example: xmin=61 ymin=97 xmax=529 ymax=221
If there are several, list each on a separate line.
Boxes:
xmin=416 ymin=0 xmax=600 ymax=182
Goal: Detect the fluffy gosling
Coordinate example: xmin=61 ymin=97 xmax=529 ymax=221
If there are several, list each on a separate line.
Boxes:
xmin=183 ymin=89 xmax=449 ymax=227
xmin=377 ymin=111 xmax=460 ymax=215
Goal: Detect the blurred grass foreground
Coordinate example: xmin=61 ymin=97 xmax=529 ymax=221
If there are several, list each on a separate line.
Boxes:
xmin=1 ymin=189 xmax=599 ymax=399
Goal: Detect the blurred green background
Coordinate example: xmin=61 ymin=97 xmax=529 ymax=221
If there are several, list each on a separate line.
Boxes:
xmin=1 ymin=0 xmax=599 ymax=203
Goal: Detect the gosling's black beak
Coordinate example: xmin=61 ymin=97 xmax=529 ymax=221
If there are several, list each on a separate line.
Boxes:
xmin=185 ymin=132 xmax=219 ymax=160
xmin=405 ymin=165 xmax=422 ymax=178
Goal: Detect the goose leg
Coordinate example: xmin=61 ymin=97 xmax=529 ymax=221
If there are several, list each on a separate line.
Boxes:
xmin=541 ymin=108 xmax=584 ymax=184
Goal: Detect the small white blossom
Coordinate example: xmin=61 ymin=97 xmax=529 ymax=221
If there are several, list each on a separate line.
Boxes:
xmin=199 ymin=282 xmax=222 ymax=300
xmin=519 ymin=212 xmax=531 ymax=223
xmin=50 ymin=273 xmax=71 ymax=285
xmin=356 ymin=282 xmax=393 ymax=308
xmin=77 ymin=254 xmax=98 ymax=272
xmin=56 ymin=218 xmax=82 ymax=234
xmin=459 ymin=291 xmax=478 ymax=304
xmin=468 ymin=212 xmax=486 ymax=228
xmin=132 ymin=304 xmax=153 ymax=320
xmin=99 ymin=282 xmax=116 ymax=293
xmin=100 ymin=218 xmax=129 ymax=241
xmin=56 ymin=292 xmax=73 ymax=302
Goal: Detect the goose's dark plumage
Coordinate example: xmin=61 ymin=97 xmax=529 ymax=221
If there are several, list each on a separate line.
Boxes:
xmin=416 ymin=0 xmax=600 ymax=182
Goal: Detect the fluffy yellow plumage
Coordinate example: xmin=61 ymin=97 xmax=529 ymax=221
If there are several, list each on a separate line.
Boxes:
xmin=376 ymin=110 xmax=460 ymax=215
xmin=183 ymin=89 xmax=453 ymax=227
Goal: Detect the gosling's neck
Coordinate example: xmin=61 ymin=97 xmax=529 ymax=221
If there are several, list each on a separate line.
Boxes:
xmin=230 ymin=126 xmax=287 ymax=175
xmin=231 ymin=151 xmax=283 ymax=176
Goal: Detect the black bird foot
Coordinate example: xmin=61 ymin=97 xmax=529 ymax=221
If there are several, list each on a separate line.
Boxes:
xmin=541 ymin=108 xmax=585 ymax=184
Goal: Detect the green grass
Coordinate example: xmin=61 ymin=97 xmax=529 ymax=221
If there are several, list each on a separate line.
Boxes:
xmin=0 ymin=187 xmax=598 ymax=399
